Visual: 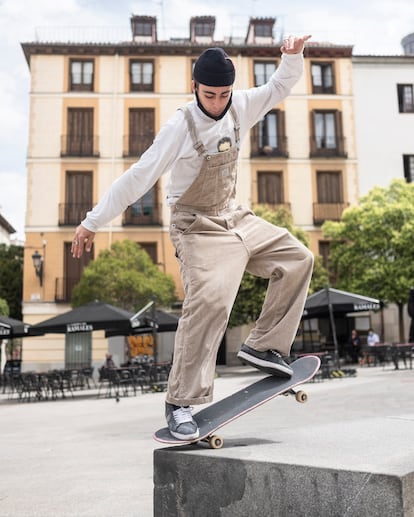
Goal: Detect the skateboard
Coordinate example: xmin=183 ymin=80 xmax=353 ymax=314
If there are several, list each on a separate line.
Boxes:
xmin=153 ymin=355 xmax=320 ymax=449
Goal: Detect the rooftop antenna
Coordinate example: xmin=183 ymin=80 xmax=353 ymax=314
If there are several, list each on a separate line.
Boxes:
xmin=150 ymin=0 xmax=165 ymax=39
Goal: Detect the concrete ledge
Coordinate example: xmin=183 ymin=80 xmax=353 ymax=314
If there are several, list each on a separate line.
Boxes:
xmin=154 ymin=369 xmax=414 ymax=517
xmin=154 ymin=449 xmax=414 ymax=516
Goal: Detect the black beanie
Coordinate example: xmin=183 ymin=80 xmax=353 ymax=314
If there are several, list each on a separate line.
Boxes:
xmin=193 ymin=48 xmax=235 ymax=86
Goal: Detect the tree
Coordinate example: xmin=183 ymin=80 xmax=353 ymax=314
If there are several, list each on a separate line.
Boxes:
xmin=228 ymin=206 xmax=328 ymax=327
xmin=0 ymin=298 xmax=9 ymax=316
xmin=71 ymin=240 xmax=177 ymax=311
xmin=0 ymin=244 xmax=23 ymax=319
xmin=323 ymin=179 xmax=414 ymax=341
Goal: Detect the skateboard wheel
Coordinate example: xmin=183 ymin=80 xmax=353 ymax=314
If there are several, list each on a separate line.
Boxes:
xmin=295 ymin=390 xmax=308 ymax=403
xmin=209 ymin=435 xmax=223 ymax=449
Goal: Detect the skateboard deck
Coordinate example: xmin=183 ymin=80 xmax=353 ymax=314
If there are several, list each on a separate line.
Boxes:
xmin=153 ymin=355 xmax=320 ymax=448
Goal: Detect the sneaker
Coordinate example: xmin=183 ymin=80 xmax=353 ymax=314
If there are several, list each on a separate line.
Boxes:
xmin=165 ymin=402 xmax=200 ymax=440
xmin=237 ymin=344 xmax=293 ymax=377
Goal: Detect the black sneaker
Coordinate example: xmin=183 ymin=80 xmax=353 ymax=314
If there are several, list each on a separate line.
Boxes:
xmin=165 ymin=402 xmax=199 ymax=440
xmin=237 ymin=344 xmax=293 ymax=377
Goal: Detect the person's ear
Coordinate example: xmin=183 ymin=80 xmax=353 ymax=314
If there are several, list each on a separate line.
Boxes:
xmin=191 ymin=80 xmax=196 ymax=93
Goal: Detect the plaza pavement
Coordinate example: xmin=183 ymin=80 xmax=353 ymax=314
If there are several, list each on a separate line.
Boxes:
xmin=1 ymin=362 xmax=414 ymax=517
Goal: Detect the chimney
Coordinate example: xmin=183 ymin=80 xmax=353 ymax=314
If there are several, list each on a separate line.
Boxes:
xmin=130 ymin=15 xmax=157 ymax=43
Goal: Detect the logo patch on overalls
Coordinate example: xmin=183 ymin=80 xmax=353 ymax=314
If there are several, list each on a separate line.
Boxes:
xmin=217 ymin=137 xmax=232 ymax=152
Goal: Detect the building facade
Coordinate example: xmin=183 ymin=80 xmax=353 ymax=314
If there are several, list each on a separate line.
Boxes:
xmin=0 ymin=213 xmax=16 ymax=246
xmin=353 ymin=54 xmax=414 ymax=196
xmin=351 ymin=40 xmax=414 ymax=342
xmin=21 ymin=15 xmax=357 ymax=370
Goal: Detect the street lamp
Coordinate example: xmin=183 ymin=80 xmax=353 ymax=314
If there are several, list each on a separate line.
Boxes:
xmin=32 ymin=250 xmax=44 ymax=287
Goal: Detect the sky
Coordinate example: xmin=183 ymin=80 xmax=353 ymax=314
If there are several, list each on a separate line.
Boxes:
xmin=1 ymin=0 xmax=413 ymax=241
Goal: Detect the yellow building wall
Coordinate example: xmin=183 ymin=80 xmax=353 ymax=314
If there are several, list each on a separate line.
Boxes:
xmin=22 ymin=46 xmax=358 ymax=370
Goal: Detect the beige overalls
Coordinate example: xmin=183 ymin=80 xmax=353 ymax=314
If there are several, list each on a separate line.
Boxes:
xmin=166 ymin=106 xmax=314 ymax=406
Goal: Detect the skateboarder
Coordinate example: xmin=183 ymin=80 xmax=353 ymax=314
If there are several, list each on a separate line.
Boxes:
xmin=71 ymin=34 xmax=314 ymax=440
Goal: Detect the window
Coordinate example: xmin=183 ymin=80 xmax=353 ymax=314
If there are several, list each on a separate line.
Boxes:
xmin=317 ymin=172 xmax=343 ymax=204
xmin=59 ymin=171 xmax=92 ymax=225
xmin=254 ymin=23 xmax=273 ymax=37
xmin=63 ymin=108 xmax=95 ymax=156
xmin=132 ymin=21 xmax=153 ymax=37
xmin=397 ymin=84 xmax=414 ymax=113
xmin=195 ymin=23 xmax=211 ymax=36
xmin=130 ymin=60 xmax=154 ymax=91
xmin=403 ymin=155 xmax=414 ymax=182
xmin=318 ymin=241 xmax=336 ymax=282
xmin=313 ymin=171 xmax=347 ymax=224
xmin=70 ymin=60 xmax=94 ymax=91
xmin=311 ymin=62 xmax=335 ymax=94
xmin=123 ymin=187 xmax=160 ymax=226
xmin=318 ymin=241 xmax=331 ymax=270
xmin=315 ymin=112 xmax=336 ymax=149
xmin=254 ymin=61 xmax=277 ymax=86
xmin=257 ymin=171 xmax=284 ymax=205
xmin=138 ymin=242 xmax=158 ymax=264
xmin=125 ymin=108 xmax=155 ymax=157
xmin=57 ymin=242 xmax=93 ymax=303
xmin=310 ymin=110 xmax=345 ymax=157
xmin=251 ymin=110 xmax=287 ymax=157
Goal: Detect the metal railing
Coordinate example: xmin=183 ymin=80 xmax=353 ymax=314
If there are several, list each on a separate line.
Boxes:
xmin=250 ymin=135 xmax=288 ymax=158
xmin=55 ymin=277 xmax=79 ymax=303
xmin=122 ymin=203 xmax=162 ymax=226
xmin=313 ymin=202 xmax=349 ymax=225
xmin=58 ymin=203 xmax=91 ymax=226
xmin=61 ymin=135 xmax=99 ymax=157
xmin=309 ymin=136 xmax=347 ymax=158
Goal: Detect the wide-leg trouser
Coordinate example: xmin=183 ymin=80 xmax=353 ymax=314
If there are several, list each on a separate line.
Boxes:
xmin=166 ymin=207 xmax=314 ymax=406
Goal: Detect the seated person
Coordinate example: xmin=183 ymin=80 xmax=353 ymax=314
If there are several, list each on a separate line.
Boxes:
xmin=102 ymin=353 xmax=116 ymax=369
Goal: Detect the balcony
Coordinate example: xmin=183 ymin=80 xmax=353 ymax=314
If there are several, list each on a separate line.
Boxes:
xmin=313 ymin=202 xmax=349 ymax=225
xmin=59 ymin=203 xmax=91 ymax=226
xmin=61 ymin=135 xmax=99 ymax=157
xmin=250 ymin=136 xmax=289 ymax=158
xmin=310 ymin=136 xmax=347 ymax=158
xmin=55 ymin=277 xmax=79 ymax=303
xmin=123 ymin=203 xmax=162 ymax=226
xmin=123 ymin=134 xmax=154 ymax=158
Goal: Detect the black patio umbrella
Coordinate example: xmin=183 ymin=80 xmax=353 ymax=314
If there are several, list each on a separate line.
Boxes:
xmin=30 ymin=301 xmax=138 ymax=335
xmin=105 ymin=309 xmax=179 ymax=337
xmin=302 ymin=287 xmax=381 ymax=368
xmin=303 ymin=287 xmax=381 ymax=319
xmin=0 ymin=316 xmax=32 ymax=338
xmin=104 ymin=302 xmax=179 ymax=363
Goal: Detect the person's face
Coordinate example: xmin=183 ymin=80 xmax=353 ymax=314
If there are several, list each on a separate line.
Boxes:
xmin=192 ymin=81 xmax=232 ymax=118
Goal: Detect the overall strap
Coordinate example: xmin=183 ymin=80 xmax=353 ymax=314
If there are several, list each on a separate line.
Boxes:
xmin=178 ymin=107 xmax=209 ymax=157
xmin=229 ymin=105 xmax=240 ymax=149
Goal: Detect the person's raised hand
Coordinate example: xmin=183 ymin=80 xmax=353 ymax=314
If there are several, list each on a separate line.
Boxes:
xmin=71 ymin=224 xmax=95 ymax=258
xmin=281 ymin=34 xmax=312 ymax=54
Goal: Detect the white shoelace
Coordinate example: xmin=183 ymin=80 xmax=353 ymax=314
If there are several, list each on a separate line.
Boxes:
xmin=270 ymin=350 xmax=283 ymax=358
xmin=173 ymin=406 xmax=193 ymax=425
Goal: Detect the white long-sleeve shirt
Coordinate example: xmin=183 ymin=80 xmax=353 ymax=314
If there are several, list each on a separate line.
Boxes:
xmin=82 ymin=53 xmax=304 ymax=232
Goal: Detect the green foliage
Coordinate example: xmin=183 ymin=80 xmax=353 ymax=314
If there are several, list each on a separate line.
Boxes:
xmin=228 ymin=206 xmax=328 ymax=327
xmin=323 ymin=179 xmax=414 ymax=305
xmin=323 ymin=179 xmax=414 ymax=340
xmin=0 ymin=244 xmax=23 ymax=319
xmin=71 ymin=240 xmax=177 ymax=311
xmin=0 ymin=298 xmax=9 ymax=316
